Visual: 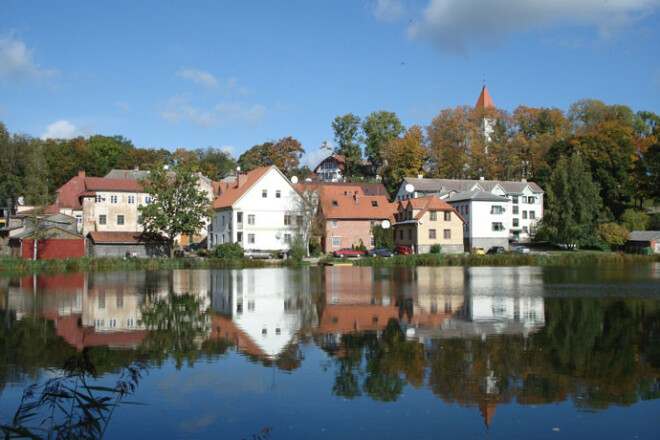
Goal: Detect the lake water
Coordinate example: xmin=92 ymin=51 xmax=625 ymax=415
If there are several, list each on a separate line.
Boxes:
xmin=1 ymin=264 xmax=659 ymax=439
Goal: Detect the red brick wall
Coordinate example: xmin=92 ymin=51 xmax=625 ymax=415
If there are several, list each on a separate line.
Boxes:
xmin=21 ymin=239 xmax=85 ymax=259
xmin=324 ymin=220 xmax=373 ymax=253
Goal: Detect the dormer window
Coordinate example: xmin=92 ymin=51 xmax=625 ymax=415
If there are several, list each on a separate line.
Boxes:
xmin=371 ymin=201 xmax=378 ymax=207
xmin=332 ymin=200 xmax=338 ymax=206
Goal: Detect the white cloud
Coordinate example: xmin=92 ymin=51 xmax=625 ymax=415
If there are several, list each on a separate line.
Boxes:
xmin=406 ymin=0 xmax=660 ymax=54
xmin=40 ymin=120 xmax=88 ymax=140
xmin=114 ymin=100 xmax=132 ymax=112
xmin=0 ymin=33 xmax=58 ymax=81
xmin=158 ymin=95 xmax=265 ymax=128
xmin=220 ymin=145 xmax=236 ymax=157
xmin=177 ymin=68 xmax=219 ymax=88
xmin=368 ymin=0 xmax=407 ymax=22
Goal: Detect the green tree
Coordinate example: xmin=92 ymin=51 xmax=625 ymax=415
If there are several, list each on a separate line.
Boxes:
xmin=426 ymin=106 xmax=478 ymax=178
xmin=332 ymin=113 xmax=363 ymax=177
xmin=534 ymin=155 xmax=603 ymax=249
xmin=138 ymin=163 xmax=212 ymax=257
xmin=362 ymin=110 xmax=405 ymax=172
xmin=88 ymin=135 xmax=134 ymax=176
xmin=114 ymin=147 xmax=172 ymax=170
xmin=237 ymin=142 xmax=274 ymax=172
xmin=195 ymin=147 xmax=236 ymax=180
xmin=620 ymin=209 xmax=650 ymax=231
xmin=597 ymin=222 xmax=630 ymax=250
xmin=381 ymin=125 xmax=426 ymax=195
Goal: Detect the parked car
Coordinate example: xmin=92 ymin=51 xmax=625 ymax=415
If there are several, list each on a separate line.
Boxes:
xmin=333 ymin=248 xmax=364 ymax=258
xmin=184 ymin=242 xmax=205 ymax=252
xmin=487 ymin=246 xmax=505 ymax=255
xmin=277 ymin=249 xmax=292 ymax=259
xmin=514 ymin=246 xmax=530 ymax=254
xmin=473 ymin=248 xmax=486 ymax=255
xmin=242 ymin=249 xmax=273 ymax=259
xmin=368 ymin=247 xmax=394 ymax=257
xmin=394 ymin=245 xmax=413 ymax=255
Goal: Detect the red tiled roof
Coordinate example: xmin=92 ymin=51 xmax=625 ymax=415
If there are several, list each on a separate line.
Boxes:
xmin=87 ymin=231 xmax=166 ymax=243
xmin=56 ymin=174 xmax=144 ymax=210
xmin=322 ymin=194 xmax=393 ymax=220
xmin=401 ymin=196 xmax=465 ymax=222
xmin=475 ymin=85 xmax=495 ymax=109
xmin=212 ymin=166 xmax=273 ymax=209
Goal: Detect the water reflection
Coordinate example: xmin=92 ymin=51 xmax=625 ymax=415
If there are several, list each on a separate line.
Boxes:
xmin=1 ymin=265 xmax=659 ymax=430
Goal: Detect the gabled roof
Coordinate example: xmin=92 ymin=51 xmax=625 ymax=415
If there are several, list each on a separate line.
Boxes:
xmin=475 ymin=85 xmax=495 ymax=109
xmin=401 ymin=177 xmax=544 ymax=195
xmin=56 ymin=173 xmax=145 ymax=210
xmin=321 ymin=194 xmax=393 ymax=220
xmin=212 ymin=166 xmax=275 ymax=209
xmin=400 ymin=196 xmax=465 ymax=222
xmin=295 ymin=181 xmax=390 ymax=199
xmin=445 ymin=191 xmax=510 ymax=203
xmin=629 ymin=231 xmax=660 ymax=241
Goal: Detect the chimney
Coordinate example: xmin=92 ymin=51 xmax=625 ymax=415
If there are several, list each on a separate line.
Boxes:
xmin=521 ymin=178 xmax=527 ymax=183
xmin=417 ymin=174 xmax=423 ymax=179
xmin=237 ymin=172 xmax=248 ymax=188
xmin=479 ymin=176 xmax=485 ymax=181
xmin=78 ymin=171 xmax=86 ymax=178
xmin=134 ymin=165 xmax=139 ymax=171
xmin=353 ymin=193 xmax=359 ymax=204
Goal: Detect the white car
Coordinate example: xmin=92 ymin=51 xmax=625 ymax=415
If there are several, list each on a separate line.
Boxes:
xmin=514 ymin=246 xmax=530 ymax=254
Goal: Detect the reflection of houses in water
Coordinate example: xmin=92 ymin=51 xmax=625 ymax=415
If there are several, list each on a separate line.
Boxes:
xmin=406 ymin=267 xmax=545 ymax=343
xmin=209 ymin=268 xmax=315 ymax=359
xmin=3 ymin=270 xmax=211 ymax=350
xmin=316 ymin=267 xmax=466 ymax=354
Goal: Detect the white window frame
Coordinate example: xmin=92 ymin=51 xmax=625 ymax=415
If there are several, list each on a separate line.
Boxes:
xmin=332 ymin=236 xmax=340 ymax=247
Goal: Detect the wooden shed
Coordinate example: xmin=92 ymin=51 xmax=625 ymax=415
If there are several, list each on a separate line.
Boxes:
xmin=87 ymin=231 xmax=170 ymax=258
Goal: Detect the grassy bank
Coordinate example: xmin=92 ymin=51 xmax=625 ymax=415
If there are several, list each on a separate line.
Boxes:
xmin=1 ymin=251 xmax=658 ymax=276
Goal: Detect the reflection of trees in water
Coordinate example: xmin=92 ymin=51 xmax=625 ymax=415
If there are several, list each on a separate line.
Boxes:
xmin=327 ymin=299 xmax=660 ymax=409
xmin=137 ymin=292 xmax=232 ymax=370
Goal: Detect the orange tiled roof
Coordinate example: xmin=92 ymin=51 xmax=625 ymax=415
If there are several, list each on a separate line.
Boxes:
xmin=56 ymin=173 xmax=144 ymax=210
xmin=212 ymin=166 xmax=273 ymax=209
xmin=475 ymin=85 xmax=495 ymax=109
xmin=322 ymin=194 xmax=394 ymax=220
xmin=401 ymin=196 xmax=465 ymax=223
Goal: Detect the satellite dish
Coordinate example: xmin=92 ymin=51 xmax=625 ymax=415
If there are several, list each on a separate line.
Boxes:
xmin=381 ymin=220 xmax=391 ymax=229
xmin=276 ymin=232 xmax=282 ymax=239
xmin=291 ymin=176 xmax=299 ymax=184
xmin=419 ymin=218 xmax=424 ymax=225
xmin=405 ymin=183 xmax=415 ymax=193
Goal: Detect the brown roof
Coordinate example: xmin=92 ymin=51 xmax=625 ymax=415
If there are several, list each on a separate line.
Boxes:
xmin=475 ymin=85 xmax=495 ymax=109
xmin=321 ymin=194 xmax=393 ymax=220
xmin=401 ymin=196 xmax=465 ymax=223
xmin=212 ymin=166 xmax=273 ymax=209
xmin=56 ymin=172 xmax=144 ymax=210
xmin=87 ymin=231 xmax=166 ymax=243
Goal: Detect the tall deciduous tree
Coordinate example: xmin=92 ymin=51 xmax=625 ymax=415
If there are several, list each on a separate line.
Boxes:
xmin=237 ymin=142 xmax=274 ymax=172
xmin=332 ymin=113 xmax=363 ymax=178
xmin=362 ymin=111 xmax=404 ymax=172
xmin=535 ymin=155 xmax=603 ymax=249
xmin=195 ymin=147 xmax=236 ymax=180
xmin=381 ymin=125 xmax=426 ymax=196
xmin=271 ymin=136 xmax=305 ymax=174
xmin=426 ymin=106 xmax=478 ymax=178
xmin=88 ymin=135 xmax=134 ymax=176
xmin=138 ymin=163 xmax=212 ymax=257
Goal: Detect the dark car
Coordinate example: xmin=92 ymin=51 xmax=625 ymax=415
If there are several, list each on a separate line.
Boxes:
xmin=487 ymin=246 xmax=505 ymax=255
xmin=333 ymin=248 xmax=364 ymax=258
xmin=394 ymin=245 xmax=413 ymax=255
xmin=368 ymin=247 xmax=394 ymax=257
xmin=184 ymin=242 xmax=205 ymax=252
xmin=277 ymin=249 xmax=292 ymax=259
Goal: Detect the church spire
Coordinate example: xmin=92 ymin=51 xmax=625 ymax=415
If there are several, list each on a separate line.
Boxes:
xmin=475 ymin=84 xmax=495 ymax=109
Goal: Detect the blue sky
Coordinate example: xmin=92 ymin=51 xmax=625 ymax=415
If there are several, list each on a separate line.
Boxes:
xmin=2 ymin=0 xmax=659 ymax=169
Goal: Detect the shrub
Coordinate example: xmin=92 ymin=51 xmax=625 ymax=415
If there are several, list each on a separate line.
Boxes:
xmin=621 ymin=209 xmax=649 ymax=231
xmin=211 ymin=242 xmax=244 ymax=259
xmin=597 ymin=222 xmax=630 ymax=251
xmin=430 ymin=244 xmax=442 ymax=254
xmin=290 ymin=235 xmax=307 ymax=260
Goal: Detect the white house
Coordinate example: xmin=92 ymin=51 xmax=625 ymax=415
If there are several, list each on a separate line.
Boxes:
xmin=394 ymin=177 xmax=543 ymax=242
xmin=444 ymin=191 xmax=511 ymax=251
xmin=209 ymin=166 xmax=304 ymax=250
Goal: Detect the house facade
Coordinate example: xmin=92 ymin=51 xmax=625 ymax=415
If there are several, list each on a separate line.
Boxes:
xmin=313 ymin=154 xmax=347 ymax=182
xmin=393 ymin=196 xmax=465 ymax=254
xmin=444 ymin=191 xmax=511 ymax=251
xmin=319 ymin=191 xmax=393 ymax=253
xmin=394 ymin=177 xmax=543 ymax=242
xmin=210 ymin=166 xmax=303 ymax=251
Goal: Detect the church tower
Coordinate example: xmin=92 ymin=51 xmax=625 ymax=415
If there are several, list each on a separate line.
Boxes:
xmin=475 ymin=84 xmax=496 ymax=146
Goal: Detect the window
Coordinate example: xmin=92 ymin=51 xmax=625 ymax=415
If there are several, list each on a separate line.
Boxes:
xmin=371 ymin=201 xmax=378 ymax=207
xmin=491 ymin=205 xmax=504 ymax=214
xmin=110 ymin=195 xmax=118 ymax=204
xmin=137 ymin=215 xmax=143 ymax=224
xmin=332 ymin=220 xmax=338 ymax=228
xmin=75 ymin=214 xmax=82 ymax=225
xmin=237 ymin=232 xmax=243 ymax=242
xmin=513 ymin=218 xmax=519 ymax=227
xmin=492 ymin=222 xmax=505 ymax=231
xmin=528 ymin=196 xmax=536 ymax=204
xmin=512 ymin=195 xmax=519 ymax=204
xmin=529 ymin=211 xmax=536 ymax=219
xmin=262 ymin=189 xmax=267 ymax=198
xmin=523 ymin=211 xmax=528 ymax=219
xmin=248 ymin=233 xmax=255 ymax=244
xmin=444 ymin=211 xmax=451 ymax=221
xmin=522 ymin=196 xmax=528 ymax=203
xmin=513 ymin=206 xmax=519 ymax=215
xmin=408 ymin=229 xmax=413 ymax=239
xmin=284 ymin=215 xmax=292 ymax=225
xmin=296 ymin=215 xmax=302 ymax=225
xmin=332 ymin=200 xmax=338 ymax=206
xmin=370 ymin=236 xmax=375 ymax=246
xmin=430 ymin=211 xmax=437 ymax=221
xmin=237 ymin=212 xmax=243 ymax=223
xmin=248 ymin=214 xmax=255 ymax=225
xmin=144 ymin=195 xmax=152 ymax=204
xmin=127 ymin=195 xmax=135 ymax=204
xmin=99 ymin=214 xmax=106 ymax=225
xmin=126 ymin=318 xmax=134 ymax=327
xmin=284 ymin=233 xmax=292 ymax=243
xmin=465 ymin=205 xmax=469 ymax=215
xmin=444 ymin=229 xmax=451 ymax=239
xmin=117 ymin=214 xmax=125 ymax=225
xmin=108 ymin=319 xmax=117 ymax=328
xmin=332 ymin=236 xmax=340 ymax=247
xmin=95 ymin=195 xmax=103 ymax=203
xmin=399 ymin=230 xmax=403 ymax=239
xmin=429 ymin=229 xmax=436 ymax=239
xmin=276 ymin=190 xmax=281 ymax=198
xmin=98 ymin=294 xmax=105 ymax=309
